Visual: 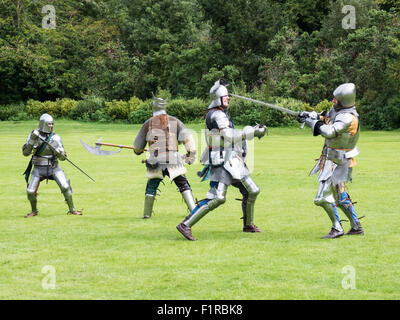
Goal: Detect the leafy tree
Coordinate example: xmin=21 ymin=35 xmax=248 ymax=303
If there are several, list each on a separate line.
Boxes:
xmin=284 ymin=0 xmax=331 ymax=32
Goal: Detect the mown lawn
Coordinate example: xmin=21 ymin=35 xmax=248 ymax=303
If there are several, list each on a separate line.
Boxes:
xmin=0 ymin=120 xmax=399 ymax=299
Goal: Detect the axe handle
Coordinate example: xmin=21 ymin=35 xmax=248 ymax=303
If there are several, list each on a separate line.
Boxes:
xmin=97 ymin=142 xmax=133 ymax=149
xmin=97 ymin=142 xmax=148 ymax=152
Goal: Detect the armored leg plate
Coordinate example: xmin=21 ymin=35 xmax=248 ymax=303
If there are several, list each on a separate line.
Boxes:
xmin=27 ymin=175 xmax=40 ymax=213
xmin=315 ymin=180 xmax=343 ymax=232
xmin=53 ymin=170 xmax=75 ymax=213
xmin=143 ymin=194 xmax=155 ymax=219
xmin=240 ymin=176 xmax=260 ymax=227
xmin=337 ymin=190 xmax=360 ymax=229
xmin=181 ymin=189 xmax=196 ymax=212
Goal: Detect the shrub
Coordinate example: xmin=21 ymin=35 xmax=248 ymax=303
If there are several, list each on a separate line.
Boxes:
xmin=128 ymin=96 xmax=143 ymax=111
xmin=166 ymin=99 xmax=186 ymax=121
xmin=70 ymin=96 xmax=106 ymax=121
xmin=10 ymin=111 xmax=30 ymax=121
xmin=384 ymin=95 xmax=400 ymax=129
xmin=360 ymin=94 xmax=400 ymax=130
xmin=314 ymin=99 xmax=332 ymax=113
xmin=42 ymin=101 xmax=58 ymax=117
xmin=105 ymin=100 xmax=130 ymax=120
xmin=91 ymin=109 xmax=112 ymax=122
xmin=128 ymin=100 xmax=152 ymax=124
xmin=9 ymin=93 xmax=344 ymax=127
xmin=25 ymin=99 xmax=79 ymax=118
xmin=57 ymin=98 xmax=79 ymax=117
xmin=300 ymin=102 xmax=313 ymax=112
xmin=0 ymin=102 xmax=26 ymax=121
xmin=181 ymin=98 xmax=205 ymax=123
xmin=26 ymin=100 xmax=47 ymax=118
xmin=155 ymin=88 xmax=172 ymax=101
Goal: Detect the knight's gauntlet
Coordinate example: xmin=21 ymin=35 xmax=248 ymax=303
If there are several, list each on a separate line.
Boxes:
xmin=183 ymin=135 xmax=196 ymax=165
xmin=28 ymin=130 xmax=39 ymax=146
xmin=185 ymin=151 xmax=196 ymax=165
xmin=22 ymin=143 xmax=33 ymax=156
xmin=55 ymin=148 xmax=67 ymax=161
xmin=254 ymin=124 xmax=267 ymax=139
xmin=49 ymin=140 xmax=66 ymax=160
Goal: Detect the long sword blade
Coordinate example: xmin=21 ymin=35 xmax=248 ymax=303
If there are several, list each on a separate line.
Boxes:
xmin=230 ymin=94 xmax=299 ymax=116
xmin=64 ymin=157 xmax=96 ymax=182
xmin=38 ymin=136 xmax=95 ymax=182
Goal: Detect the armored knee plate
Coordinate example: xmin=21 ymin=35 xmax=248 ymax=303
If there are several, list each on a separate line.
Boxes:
xmin=54 ymin=170 xmax=75 ymax=212
xmin=315 ymin=181 xmax=343 ymax=231
xmin=27 ymin=175 xmax=40 ymax=212
xmin=183 ymin=182 xmax=227 ymax=227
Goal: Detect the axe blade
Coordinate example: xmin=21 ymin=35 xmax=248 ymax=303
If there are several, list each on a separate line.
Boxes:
xmin=80 ymin=139 xmax=121 ymax=156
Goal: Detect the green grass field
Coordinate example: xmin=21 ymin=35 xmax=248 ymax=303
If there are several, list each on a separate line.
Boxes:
xmin=0 ymin=120 xmax=399 ymax=300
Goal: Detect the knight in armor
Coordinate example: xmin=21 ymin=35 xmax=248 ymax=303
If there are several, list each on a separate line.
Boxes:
xmin=176 ymin=79 xmax=267 ymax=241
xmin=22 ymin=113 xmax=82 ymax=217
xmin=133 ymin=98 xmax=197 ymax=219
xmin=298 ymin=83 xmax=364 ymax=238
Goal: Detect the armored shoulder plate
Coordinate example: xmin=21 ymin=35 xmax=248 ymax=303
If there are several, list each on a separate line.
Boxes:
xmin=206 ymin=109 xmax=232 ymax=130
xmin=335 ymin=112 xmax=355 ymax=126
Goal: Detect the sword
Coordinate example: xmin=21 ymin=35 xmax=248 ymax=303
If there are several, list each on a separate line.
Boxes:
xmin=230 ymin=94 xmax=306 ymax=128
xmin=38 ymin=136 xmax=95 ymax=182
xmin=230 ymin=94 xmax=300 ymax=116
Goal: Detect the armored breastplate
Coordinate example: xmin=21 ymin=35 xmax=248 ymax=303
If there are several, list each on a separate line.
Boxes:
xmin=325 ymin=108 xmax=360 ymax=150
xmin=323 ymin=108 xmax=360 ymax=164
xmin=32 ymin=133 xmax=57 ymax=166
xmin=205 ymin=107 xmax=234 ymax=150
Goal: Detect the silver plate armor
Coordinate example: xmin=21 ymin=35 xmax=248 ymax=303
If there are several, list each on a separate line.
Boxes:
xmin=205 ymin=110 xmax=256 ymax=183
xmin=179 ymin=80 xmax=264 ymax=234
xmin=23 ymin=116 xmax=77 ymax=214
xmin=318 ymin=107 xmax=360 ymax=165
xmin=308 ymin=84 xmax=362 ymax=232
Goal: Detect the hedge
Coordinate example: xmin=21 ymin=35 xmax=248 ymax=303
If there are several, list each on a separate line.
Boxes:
xmin=2 ymin=94 xmax=397 ymax=129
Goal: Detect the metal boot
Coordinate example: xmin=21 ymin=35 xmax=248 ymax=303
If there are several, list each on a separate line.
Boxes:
xmin=143 ymin=194 xmax=155 ymax=219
